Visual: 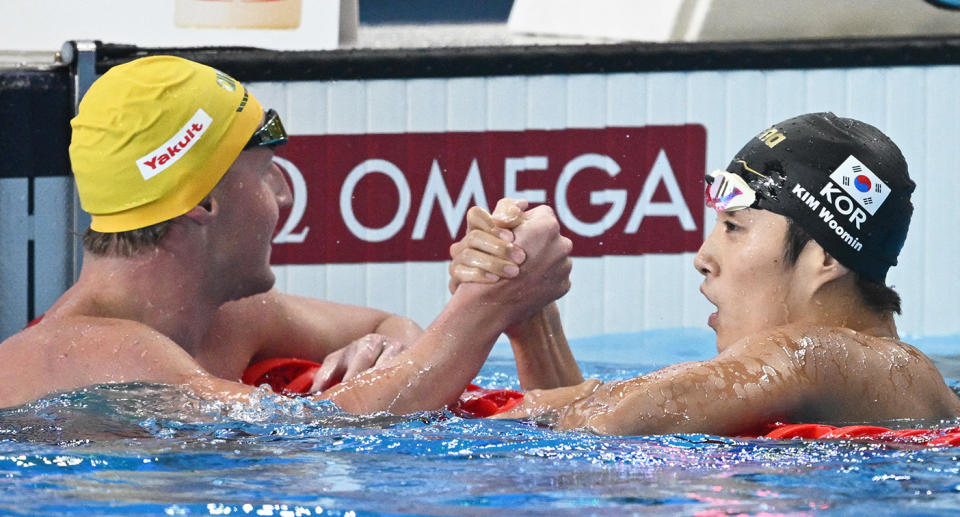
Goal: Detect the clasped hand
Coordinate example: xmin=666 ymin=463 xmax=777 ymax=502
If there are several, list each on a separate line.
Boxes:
xmin=448 ymin=199 xmax=573 ymax=323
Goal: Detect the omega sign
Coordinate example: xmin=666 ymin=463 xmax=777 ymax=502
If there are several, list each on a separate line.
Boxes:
xmin=270 ymin=126 xmax=706 ymax=264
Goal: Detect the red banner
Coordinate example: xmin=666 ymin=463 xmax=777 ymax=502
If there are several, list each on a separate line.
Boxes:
xmin=271 ymin=125 xmax=706 ymax=264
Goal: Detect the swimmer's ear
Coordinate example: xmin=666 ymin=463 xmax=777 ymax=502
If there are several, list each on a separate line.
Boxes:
xmin=804 ymin=242 xmax=850 ymax=288
xmin=181 ymin=197 xmax=218 ymax=225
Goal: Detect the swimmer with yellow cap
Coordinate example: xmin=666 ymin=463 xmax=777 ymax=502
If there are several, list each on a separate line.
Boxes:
xmin=70 ymin=55 xmax=268 ymax=233
xmin=0 ymin=56 xmax=575 ymax=413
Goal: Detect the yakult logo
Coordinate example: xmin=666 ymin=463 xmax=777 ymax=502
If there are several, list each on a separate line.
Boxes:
xmin=136 ymin=109 xmax=213 ymax=180
xmin=270 ymin=126 xmax=706 ymax=265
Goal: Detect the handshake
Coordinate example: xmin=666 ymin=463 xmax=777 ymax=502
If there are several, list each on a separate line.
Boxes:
xmin=448 ymin=199 xmax=573 ymax=328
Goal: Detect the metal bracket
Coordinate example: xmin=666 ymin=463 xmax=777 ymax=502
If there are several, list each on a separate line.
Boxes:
xmin=60 ymin=40 xmax=98 ymax=283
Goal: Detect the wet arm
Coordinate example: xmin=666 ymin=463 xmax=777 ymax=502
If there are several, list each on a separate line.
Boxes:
xmin=570 ymin=354 xmax=808 ymax=435
xmin=506 ymin=303 xmax=583 ymax=390
xmin=369 ymin=312 xmax=423 ymax=345
xmin=449 ymin=200 xmax=583 ymax=390
xmin=201 ymin=287 xmax=525 ymax=413
xmin=212 ymin=288 xmax=423 ymax=363
xmin=503 ymin=347 xmax=808 ymax=436
xmin=322 ymin=205 xmax=573 ymax=414
xmin=316 ymin=284 xmax=513 ymax=413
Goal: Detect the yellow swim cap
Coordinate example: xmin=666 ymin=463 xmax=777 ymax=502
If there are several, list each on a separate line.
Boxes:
xmin=70 ymin=55 xmax=263 ymax=232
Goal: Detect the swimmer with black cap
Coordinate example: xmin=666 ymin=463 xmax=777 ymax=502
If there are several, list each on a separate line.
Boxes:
xmin=451 ymin=113 xmax=960 ymax=435
xmin=0 ymin=55 xmax=573 ymax=412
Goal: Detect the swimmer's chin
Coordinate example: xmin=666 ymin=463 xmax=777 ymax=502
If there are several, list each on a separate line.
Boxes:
xmin=227 ymin=275 xmax=276 ymax=302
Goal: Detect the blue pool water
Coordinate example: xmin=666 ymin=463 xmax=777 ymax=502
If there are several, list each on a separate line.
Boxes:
xmin=2 ymin=331 xmax=960 ymax=516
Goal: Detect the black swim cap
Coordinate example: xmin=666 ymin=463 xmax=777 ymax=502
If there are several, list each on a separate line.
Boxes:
xmin=726 ymin=112 xmax=915 ymax=283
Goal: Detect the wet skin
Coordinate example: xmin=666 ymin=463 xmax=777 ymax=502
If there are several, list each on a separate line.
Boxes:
xmin=696 ymin=210 xmax=802 ymax=352
xmin=514 ymin=325 xmax=959 ymax=435
xmin=0 ymin=159 xmax=573 ymax=412
xmin=451 ymin=204 xmax=960 ymax=435
xmin=205 ymin=146 xmax=292 ymax=301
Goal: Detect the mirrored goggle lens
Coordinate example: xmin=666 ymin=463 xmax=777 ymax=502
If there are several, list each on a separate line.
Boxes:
xmin=244 ymin=108 xmax=288 ymax=150
xmin=704 ymin=170 xmax=757 ymax=212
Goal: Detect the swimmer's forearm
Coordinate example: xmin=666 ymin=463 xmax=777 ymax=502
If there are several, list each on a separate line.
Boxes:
xmin=507 ymin=303 xmax=583 ymax=390
xmin=373 ymin=314 xmax=424 ymax=345
xmin=493 ymin=378 xmax=602 ymax=421
xmin=319 ymin=284 xmax=512 ymax=414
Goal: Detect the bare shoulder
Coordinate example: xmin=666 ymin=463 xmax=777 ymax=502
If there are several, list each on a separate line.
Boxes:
xmin=724 ymin=324 xmax=909 ymax=370
xmin=0 ymin=315 xmax=204 ymax=408
xmin=743 ymin=324 xmax=960 ymax=421
xmin=756 ymin=324 xmax=933 ymax=372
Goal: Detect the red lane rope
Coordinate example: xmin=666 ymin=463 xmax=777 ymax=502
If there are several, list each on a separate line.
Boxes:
xmin=745 ymin=422 xmax=960 ymax=446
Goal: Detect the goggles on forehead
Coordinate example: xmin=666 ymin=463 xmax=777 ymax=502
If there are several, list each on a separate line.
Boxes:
xmin=244 ymin=108 xmax=288 ymax=150
xmin=704 ymin=170 xmax=757 ymax=213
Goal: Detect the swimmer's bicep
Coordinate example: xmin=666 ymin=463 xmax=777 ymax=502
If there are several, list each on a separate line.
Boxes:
xmin=668 ymin=357 xmax=810 ymax=433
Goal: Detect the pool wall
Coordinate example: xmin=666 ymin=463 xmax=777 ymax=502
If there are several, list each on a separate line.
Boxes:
xmin=2 ymin=40 xmax=960 ymax=351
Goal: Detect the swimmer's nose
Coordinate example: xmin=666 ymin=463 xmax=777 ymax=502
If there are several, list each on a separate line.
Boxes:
xmin=269 ymin=161 xmax=293 ymax=209
xmin=693 ymin=233 xmax=716 ymax=277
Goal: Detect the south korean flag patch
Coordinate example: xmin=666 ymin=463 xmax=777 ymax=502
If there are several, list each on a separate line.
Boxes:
xmin=828 ymin=155 xmax=891 ymax=216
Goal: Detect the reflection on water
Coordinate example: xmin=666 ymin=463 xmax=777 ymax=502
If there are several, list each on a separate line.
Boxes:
xmin=1 ymin=357 xmax=960 ymax=516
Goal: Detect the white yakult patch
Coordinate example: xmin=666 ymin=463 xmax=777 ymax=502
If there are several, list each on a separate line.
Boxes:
xmin=136 ymin=109 xmax=213 ymax=180
xmin=827 ymin=155 xmax=891 ymax=216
